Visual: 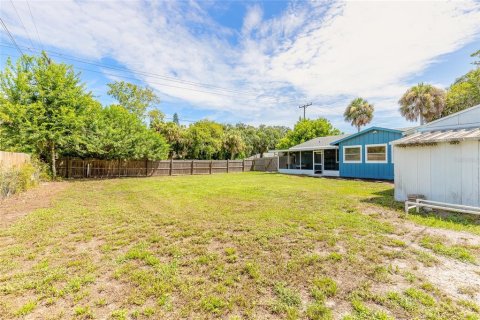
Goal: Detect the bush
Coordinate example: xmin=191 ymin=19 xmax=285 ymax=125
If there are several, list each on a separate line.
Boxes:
xmin=0 ymin=162 xmax=39 ymax=199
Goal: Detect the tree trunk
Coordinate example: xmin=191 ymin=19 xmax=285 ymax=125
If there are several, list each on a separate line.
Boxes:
xmin=357 ymin=126 xmax=361 ymax=133
xmin=420 ymin=114 xmax=425 ymax=125
xmin=51 ymin=143 xmax=57 ymax=179
xmin=260 ymin=152 xmax=264 ymax=158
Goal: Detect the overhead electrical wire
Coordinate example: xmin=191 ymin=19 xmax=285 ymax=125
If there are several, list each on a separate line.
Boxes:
xmin=9 ymin=0 xmax=35 ymax=52
xmin=26 ymin=0 xmax=45 ymax=51
xmin=0 ymin=18 xmax=24 ymax=55
xmin=0 ymin=45 xmax=301 ymax=104
xmin=0 ymin=43 xmax=299 ymax=102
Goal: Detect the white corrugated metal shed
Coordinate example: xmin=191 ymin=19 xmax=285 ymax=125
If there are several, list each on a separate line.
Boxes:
xmin=392 ymin=128 xmax=480 ymax=145
xmin=393 ymin=104 xmax=480 ymax=207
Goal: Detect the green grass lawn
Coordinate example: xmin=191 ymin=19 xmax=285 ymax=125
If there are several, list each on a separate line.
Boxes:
xmin=0 ymin=173 xmax=479 ymax=319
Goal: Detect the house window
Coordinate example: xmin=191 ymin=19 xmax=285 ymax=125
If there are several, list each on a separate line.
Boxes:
xmin=365 ymin=144 xmax=387 ymax=163
xmin=343 ymin=146 xmax=362 ymax=163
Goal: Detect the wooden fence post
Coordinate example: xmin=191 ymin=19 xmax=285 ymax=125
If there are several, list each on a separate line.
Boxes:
xmin=209 ymin=160 xmax=213 ymax=175
xmin=118 ymin=160 xmax=121 ymax=178
xmin=242 ymin=159 xmax=245 ymax=172
xmin=227 ymin=159 xmax=229 ymax=173
xmin=66 ymin=157 xmax=69 ymax=179
xmin=252 ymin=159 xmax=256 ymax=172
xmin=169 ymin=158 xmax=173 ymax=176
xmin=191 ymin=160 xmax=194 ymax=175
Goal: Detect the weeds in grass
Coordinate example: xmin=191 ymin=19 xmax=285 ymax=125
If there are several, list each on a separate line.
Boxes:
xmin=311 ymin=277 xmax=337 ymax=302
xmin=420 ymin=236 xmax=476 ymax=263
xmin=14 ymin=300 xmax=36 ymax=316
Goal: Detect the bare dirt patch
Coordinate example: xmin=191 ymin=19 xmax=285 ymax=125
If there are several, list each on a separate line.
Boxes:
xmin=0 ymin=181 xmax=68 ymax=228
xmin=361 ymin=203 xmax=480 ymax=303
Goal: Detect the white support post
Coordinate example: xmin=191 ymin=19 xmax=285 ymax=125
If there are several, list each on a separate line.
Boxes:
xmin=312 ymin=151 xmax=315 ymax=175
xmin=299 ymin=151 xmax=302 ymax=171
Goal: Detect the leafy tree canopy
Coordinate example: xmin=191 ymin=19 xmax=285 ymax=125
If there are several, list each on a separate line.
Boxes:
xmin=443 ymin=67 xmax=480 ymax=117
xmin=276 ymin=118 xmax=341 ymax=149
xmin=0 ymin=53 xmax=98 ymax=177
xmin=90 ymin=105 xmax=168 ymax=160
xmin=107 ymin=81 xmax=160 ymax=118
xmin=185 ymin=120 xmax=224 ymax=160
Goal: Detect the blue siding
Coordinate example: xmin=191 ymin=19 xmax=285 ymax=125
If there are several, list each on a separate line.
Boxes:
xmin=337 ymin=129 xmax=402 ymax=180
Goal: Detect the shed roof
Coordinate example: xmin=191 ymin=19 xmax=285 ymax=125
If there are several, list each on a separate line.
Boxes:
xmin=391 ymin=128 xmax=480 ymax=146
xmin=330 ymin=127 xmax=404 ymax=145
xmin=288 ymin=134 xmax=350 ymax=151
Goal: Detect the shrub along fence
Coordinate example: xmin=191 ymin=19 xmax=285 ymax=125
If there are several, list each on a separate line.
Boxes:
xmin=0 ymin=151 xmax=36 ymax=199
xmin=56 ymin=157 xmax=278 ymax=179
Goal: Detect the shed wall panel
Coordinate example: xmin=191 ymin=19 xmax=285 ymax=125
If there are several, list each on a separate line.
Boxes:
xmin=394 ymin=141 xmax=480 ymax=206
xmin=460 ymin=141 xmax=479 ymax=206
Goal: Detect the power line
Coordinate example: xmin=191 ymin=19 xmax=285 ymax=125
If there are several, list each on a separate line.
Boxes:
xmin=9 ymin=0 xmax=35 ymax=51
xmin=26 ymin=0 xmax=44 ymax=51
xmin=0 ymin=18 xmax=24 ymax=55
xmin=0 ymin=43 xmax=291 ymax=99
xmin=0 ymin=45 xmax=301 ymax=104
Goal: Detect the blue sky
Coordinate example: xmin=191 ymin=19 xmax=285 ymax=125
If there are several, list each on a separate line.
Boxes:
xmin=1 ymin=0 xmax=480 ymax=133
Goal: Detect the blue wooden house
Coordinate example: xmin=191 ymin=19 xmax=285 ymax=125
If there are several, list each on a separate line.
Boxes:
xmin=330 ymin=127 xmax=404 ymax=180
xmin=272 ymin=126 xmax=405 ymax=180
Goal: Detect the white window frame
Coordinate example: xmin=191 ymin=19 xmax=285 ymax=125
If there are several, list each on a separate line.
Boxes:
xmin=343 ymin=145 xmax=362 ymax=163
xmin=365 ymin=143 xmax=388 ymax=164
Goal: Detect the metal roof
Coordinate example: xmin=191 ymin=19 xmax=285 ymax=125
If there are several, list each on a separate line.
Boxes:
xmin=391 ymin=128 xmax=480 ymax=146
xmin=288 ymin=134 xmax=350 ymax=151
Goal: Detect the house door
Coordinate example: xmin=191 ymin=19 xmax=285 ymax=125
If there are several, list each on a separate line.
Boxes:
xmin=314 ymin=151 xmax=323 ymax=174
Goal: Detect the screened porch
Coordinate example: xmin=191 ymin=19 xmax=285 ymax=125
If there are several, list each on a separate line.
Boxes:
xmin=277 ymin=148 xmax=339 ymax=177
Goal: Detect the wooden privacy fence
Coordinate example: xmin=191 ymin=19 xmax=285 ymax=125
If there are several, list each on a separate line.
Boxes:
xmin=0 ymin=151 xmax=31 ymax=169
xmin=56 ymin=157 xmax=278 ymax=179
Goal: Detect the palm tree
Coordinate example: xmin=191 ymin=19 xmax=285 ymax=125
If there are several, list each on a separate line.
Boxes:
xmin=344 ymin=98 xmax=374 ymax=132
xmin=398 ymin=83 xmax=446 ymax=125
xmin=223 ymin=130 xmax=245 ymax=160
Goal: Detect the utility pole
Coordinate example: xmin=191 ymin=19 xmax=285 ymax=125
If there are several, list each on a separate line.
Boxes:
xmin=299 ymin=102 xmax=312 ymax=120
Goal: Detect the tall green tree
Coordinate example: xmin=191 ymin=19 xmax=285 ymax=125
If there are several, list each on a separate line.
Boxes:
xmin=107 ymin=81 xmax=160 ymax=118
xmin=398 ymin=83 xmax=446 ymax=125
xmin=185 ymin=120 xmax=224 ymax=159
xmin=255 ymin=125 xmax=287 ymax=157
xmin=0 ymin=53 xmax=98 ymax=177
xmin=223 ymin=129 xmax=245 ymax=160
xmin=148 ymin=109 xmax=165 ymax=129
xmin=153 ymin=121 xmax=185 ymax=159
xmin=276 ymin=118 xmax=341 ymax=149
xmin=443 ymin=68 xmax=480 ymax=116
xmin=172 ymin=112 xmax=180 ymax=125
xmin=93 ymin=105 xmax=168 ymax=160
xmin=344 ymin=98 xmax=374 ymax=132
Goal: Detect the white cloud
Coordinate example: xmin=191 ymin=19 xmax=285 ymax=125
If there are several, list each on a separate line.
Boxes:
xmin=1 ymin=0 xmax=480 ymax=130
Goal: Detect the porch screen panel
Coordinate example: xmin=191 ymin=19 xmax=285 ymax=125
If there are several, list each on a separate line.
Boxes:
xmin=324 ymin=149 xmax=339 ymax=170
xmin=301 ymin=151 xmax=313 ymax=170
